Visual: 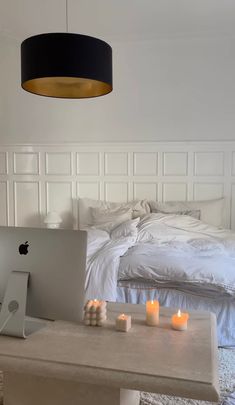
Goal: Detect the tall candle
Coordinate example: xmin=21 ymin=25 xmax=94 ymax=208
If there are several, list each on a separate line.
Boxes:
xmin=171 ymin=309 xmax=189 ymax=331
xmin=146 ymin=300 xmax=159 ymax=326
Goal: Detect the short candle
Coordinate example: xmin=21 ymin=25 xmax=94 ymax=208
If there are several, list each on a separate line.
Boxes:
xmin=171 ymin=309 xmax=189 ymax=331
xmin=146 ymin=300 xmax=159 ymax=326
xmin=83 ymin=300 xmax=107 ymax=327
xmin=116 ymin=313 xmax=131 ymax=332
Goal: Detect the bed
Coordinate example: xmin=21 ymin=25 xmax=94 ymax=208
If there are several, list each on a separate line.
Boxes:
xmin=81 ymin=197 xmax=235 ymax=347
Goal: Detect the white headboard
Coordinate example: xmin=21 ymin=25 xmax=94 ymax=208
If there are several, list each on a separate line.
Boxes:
xmin=0 ymin=141 xmax=234 ymax=229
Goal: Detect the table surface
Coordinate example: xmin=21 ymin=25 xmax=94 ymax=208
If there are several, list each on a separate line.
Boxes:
xmin=0 ymin=303 xmax=219 ymax=401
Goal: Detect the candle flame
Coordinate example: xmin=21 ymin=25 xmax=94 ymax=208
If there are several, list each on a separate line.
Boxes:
xmin=121 ymin=313 xmax=125 ymax=318
xmin=151 ymin=300 xmax=154 ymax=304
xmin=94 ymin=299 xmax=97 ymax=303
xmin=177 ymin=309 xmax=181 ymax=317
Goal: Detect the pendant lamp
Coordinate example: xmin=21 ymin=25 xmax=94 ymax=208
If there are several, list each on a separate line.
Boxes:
xmin=21 ymin=1 xmax=112 ymax=99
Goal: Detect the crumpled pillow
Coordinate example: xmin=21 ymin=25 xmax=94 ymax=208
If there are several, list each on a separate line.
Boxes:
xmin=78 ymin=198 xmax=150 ymax=229
xmin=90 ymin=206 xmax=132 ymax=232
xmin=155 ymin=209 xmax=201 ymax=220
xmin=148 ymin=198 xmax=225 ymax=228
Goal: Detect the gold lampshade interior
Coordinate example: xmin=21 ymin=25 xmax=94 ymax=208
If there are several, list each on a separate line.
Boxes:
xmin=22 ymin=77 xmax=112 ymax=98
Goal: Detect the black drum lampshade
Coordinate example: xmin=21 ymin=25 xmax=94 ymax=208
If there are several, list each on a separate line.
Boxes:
xmin=21 ymin=33 xmax=113 ymax=98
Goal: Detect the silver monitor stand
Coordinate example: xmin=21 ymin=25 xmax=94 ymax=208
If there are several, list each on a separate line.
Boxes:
xmin=0 ymin=271 xmax=45 ymax=338
xmin=0 ymin=226 xmax=87 ymax=338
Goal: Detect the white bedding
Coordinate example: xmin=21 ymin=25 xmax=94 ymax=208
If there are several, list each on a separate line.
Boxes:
xmin=85 ymin=213 xmax=235 ymax=346
xmin=86 ymin=213 xmax=235 ymax=301
xmin=85 ymin=228 xmax=136 ymax=301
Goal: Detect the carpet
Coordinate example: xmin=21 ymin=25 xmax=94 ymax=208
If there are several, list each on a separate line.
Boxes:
xmin=0 ymin=349 xmax=234 ymax=405
xmin=140 ymin=349 xmax=235 ymax=405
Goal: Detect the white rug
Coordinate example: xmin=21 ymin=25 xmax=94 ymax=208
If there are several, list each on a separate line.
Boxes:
xmin=140 ymin=349 xmax=235 ymax=405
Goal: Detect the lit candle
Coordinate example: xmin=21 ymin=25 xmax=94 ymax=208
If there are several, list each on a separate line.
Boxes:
xmin=90 ymin=299 xmax=99 ymax=313
xmin=146 ymin=300 xmax=159 ymax=326
xmin=83 ymin=299 xmax=107 ymax=327
xmin=116 ymin=313 xmax=131 ymax=332
xmin=97 ymin=300 xmax=106 ymax=312
xmin=171 ymin=309 xmax=189 ymax=331
xmin=84 ymin=300 xmax=93 ymax=311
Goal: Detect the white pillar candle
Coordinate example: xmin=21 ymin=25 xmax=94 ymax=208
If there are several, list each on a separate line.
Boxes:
xmin=84 ymin=319 xmax=91 ymax=326
xmin=91 ymin=319 xmax=97 ymax=326
xmin=90 ymin=305 xmax=97 ymax=313
xmin=171 ymin=309 xmax=189 ymax=331
xmin=116 ymin=314 xmax=131 ymax=332
xmin=84 ymin=300 xmax=93 ymax=310
xmin=96 ymin=313 xmax=107 ymax=321
xmin=83 ymin=299 xmax=107 ymax=327
xmin=146 ymin=300 xmax=159 ymax=326
xmin=97 ymin=301 xmax=106 ymax=312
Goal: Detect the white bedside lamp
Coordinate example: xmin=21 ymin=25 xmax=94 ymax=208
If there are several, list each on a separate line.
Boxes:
xmin=44 ymin=212 xmax=62 ymax=229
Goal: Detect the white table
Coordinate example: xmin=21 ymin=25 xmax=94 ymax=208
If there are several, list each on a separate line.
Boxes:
xmin=0 ymin=303 xmax=219 ymax=405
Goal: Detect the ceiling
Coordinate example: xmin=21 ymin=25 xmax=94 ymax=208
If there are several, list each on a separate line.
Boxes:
xmin=1 ymin=0 xmax=235 ymax=43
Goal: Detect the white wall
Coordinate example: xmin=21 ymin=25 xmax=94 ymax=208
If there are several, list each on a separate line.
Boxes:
xmin=1 ymin=34 xmax=235 ymax=143
xmin=0 ymin=142 xmax=233 ymax=229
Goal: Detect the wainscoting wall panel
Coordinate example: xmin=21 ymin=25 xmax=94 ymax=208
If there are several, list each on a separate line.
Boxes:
xmin=162 ymin=183 xmax=188 ymax=202
xmin=193 ymin=183 xmax=224 ymax=201
xmin=0 ymin=142 xmax=235 ymax=229
xmin=14 ymin=181 xmax=40 ymax=227
xmin=104 ymin=152 xmax=129 ymax=176
xmin=104 ymin=181 xmax=129 ymax=202
xmin=133 ymin=182 xmax=158 ymax=200
xmin=13 ymin=152 xmax=40 ymax=175
xmin=163 ymin=152 xmax=188 ymax=176
xmin=0 ymin=181 xmax=8 ymax=225
xmin=46 ymin=181 xmax=74 ymax=228
xmin=0 ymin=152 xmax=8 ymax=174
xmin=77 ymin=152 xmax=100 ymax=176
xmin=194 ymin=152 xmax=224 ymax=176
xmin=45 ymin=152 xmax=72 ymax=176
xmin=133 ymin=153 xmax=158 ymax=176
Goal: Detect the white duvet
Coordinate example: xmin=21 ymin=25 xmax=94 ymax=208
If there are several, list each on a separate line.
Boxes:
xmin=85 ymin=228 xmax=136 ymax=301
xmin=85 ymin=213 xmax=235 ymax=301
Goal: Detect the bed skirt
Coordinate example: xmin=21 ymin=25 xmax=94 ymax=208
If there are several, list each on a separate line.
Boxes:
xmin=117 ymin=280 xmax=235 ymax=347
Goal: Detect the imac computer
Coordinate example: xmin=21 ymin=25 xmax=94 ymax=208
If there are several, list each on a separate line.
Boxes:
xmin=0 ymin=226 xmax=87 ymax=338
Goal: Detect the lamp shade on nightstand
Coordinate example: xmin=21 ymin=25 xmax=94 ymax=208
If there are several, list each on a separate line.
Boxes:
xmin=44 ymin=212 xmax=62 ymax=229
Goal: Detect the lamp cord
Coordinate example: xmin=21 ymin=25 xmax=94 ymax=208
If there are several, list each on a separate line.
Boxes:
xmin=66 ymin=0 xmax=68 ymax=33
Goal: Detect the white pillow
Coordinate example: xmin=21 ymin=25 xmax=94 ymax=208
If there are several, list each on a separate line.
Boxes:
xmin=111 ymin=218 xmax=140 ymax=240
xmin=90 ymin=206 xmax=132 ymax=232
xmin=148 ymin=198 xmax=225 ymax=228
xmin=78 ymin=198 xmax=150 ymax=229
xmin=152 ymin=209 xmax=201 ymax=220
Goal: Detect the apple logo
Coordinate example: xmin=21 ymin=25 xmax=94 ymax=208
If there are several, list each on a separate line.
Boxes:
xmin=18 ymin=241 xmax=29 ymax=255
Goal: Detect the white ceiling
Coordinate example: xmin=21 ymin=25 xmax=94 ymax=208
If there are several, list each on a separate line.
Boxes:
xmin=1 ymin=0 xmax=235 ymax=42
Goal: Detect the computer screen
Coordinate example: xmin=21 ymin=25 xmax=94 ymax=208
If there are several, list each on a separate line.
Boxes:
xmin=0 ymin=226 xmax=87 ymax=337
